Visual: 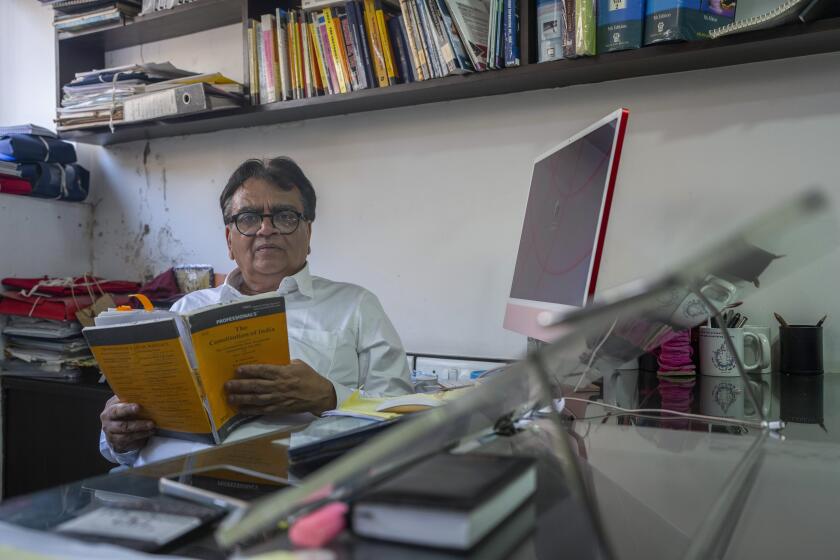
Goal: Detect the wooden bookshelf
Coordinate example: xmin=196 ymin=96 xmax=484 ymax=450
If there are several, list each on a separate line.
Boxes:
xmin=54 ymin=0 xmax=840 ymax=146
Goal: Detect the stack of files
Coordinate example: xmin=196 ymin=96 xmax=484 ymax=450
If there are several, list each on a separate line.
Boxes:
xmin=0 ymin=317 xmax=93 ymax=379
xmin=51 ymin=0 xmax=142 ymax=34
xmin=0 ymin=130 xmax=90 ymax=202
xmin=0 ymin=277 xmax=139 ymax=378
xmin=57 ymin=63 xmax=244 ymax=131
xmin=247 ymin=0 xmax=506 ymax=105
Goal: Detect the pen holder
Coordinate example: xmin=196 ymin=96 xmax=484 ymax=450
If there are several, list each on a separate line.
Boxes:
xmin=779 ymin=325 xmax=823 ymax=376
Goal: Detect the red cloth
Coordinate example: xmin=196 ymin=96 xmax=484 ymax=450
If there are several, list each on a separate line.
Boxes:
xmin=0 ymin=291 xmax=130 ymax=321
xmin=137 ymin=268 xmax=183 ymax=302
xmin=0 ymin=175 xmax=33 ymax=196
xmin=1 ymin=276 xmax=140 ymax=297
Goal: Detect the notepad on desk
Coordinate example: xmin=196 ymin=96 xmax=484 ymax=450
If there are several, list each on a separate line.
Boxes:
xmin=322 ymin=389 xmax=469 ymax=421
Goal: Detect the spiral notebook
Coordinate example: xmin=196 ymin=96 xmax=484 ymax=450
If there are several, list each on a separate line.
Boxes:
xmin=709 ymin=0 xmax=817 ymax=38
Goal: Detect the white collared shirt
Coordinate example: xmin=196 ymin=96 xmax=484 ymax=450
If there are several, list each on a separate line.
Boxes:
xmin=100 ymin=264 xmax=412 ymax=466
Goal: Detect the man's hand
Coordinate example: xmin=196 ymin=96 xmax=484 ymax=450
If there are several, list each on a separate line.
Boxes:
xmin=224 ymin=360 xmax=337 ymax=416
xmin=100 ymin=395 xmax=155 ymax=454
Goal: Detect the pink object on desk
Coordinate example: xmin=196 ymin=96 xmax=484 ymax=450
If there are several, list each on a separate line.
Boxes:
xmin=289 ymin=502 xmax=348 ymax=549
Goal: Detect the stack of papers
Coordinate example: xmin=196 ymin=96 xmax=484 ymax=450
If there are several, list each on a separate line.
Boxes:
xmin=57 ymin=63 xmax=245 ymax=131
xmin=52 ymin=1 xmax=142 ymax=34
xmin=1 ymin=316 xmax=94 ymax=378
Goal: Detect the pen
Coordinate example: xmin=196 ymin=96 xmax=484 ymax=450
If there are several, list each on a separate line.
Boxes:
xmin=817 ymin=314 xmax=828 ymax=327
xmin=774 ymin=312 xmax=788 ymax=327
xmin=736 ymin=315 xmax=748 ymax=328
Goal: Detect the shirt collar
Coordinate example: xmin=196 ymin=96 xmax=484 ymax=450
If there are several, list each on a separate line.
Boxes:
xmin=223 ymin=263 xmax=314 ymax=299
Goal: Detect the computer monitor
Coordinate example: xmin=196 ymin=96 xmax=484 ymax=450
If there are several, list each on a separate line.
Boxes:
xmin=504 ymin=108 xmax=629 ymax=341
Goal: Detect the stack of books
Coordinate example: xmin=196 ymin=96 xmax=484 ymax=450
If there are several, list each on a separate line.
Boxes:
xmin=247 ymin=0 xmax=518 ymax=104
xmin=47 ymin=0 xmax=142 ymax=34
xmin=56 ymin=62 xmax=245 ymax=131
xmin=0 ymin=276 xmax=140 ymax=379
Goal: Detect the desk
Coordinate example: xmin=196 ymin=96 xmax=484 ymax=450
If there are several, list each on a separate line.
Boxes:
xmin=0 ymin=372 xmax=837 ymax=559
xmin=1 ymin=373 xmax=113 ymax=499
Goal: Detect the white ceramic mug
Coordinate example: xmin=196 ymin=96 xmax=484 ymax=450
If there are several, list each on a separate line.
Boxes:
xmin=699 ymin=327 xmax=768 ymax=376
xmin=700 ymin=375 xmax=771 ymax=419
xmin=743 ymin=325 xmax=772 ymax=374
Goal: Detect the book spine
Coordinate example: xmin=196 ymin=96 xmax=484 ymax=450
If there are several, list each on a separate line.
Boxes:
xmin=374 ymin=0 xmax=398 ymax=85
xmin=416 ymin=0 xmax=443 ymax=77
xmin=408 ymin=0 xmax=432 ymax=78
xmin=574 ymin=0 xmax=595 ymax=56
xmin=255 ymin=21 xmax=269 ymax=104
xmin=347 ymin=1 xmax=372 ymax=89
xmin=363 ymin=0 xmax=390 ymax=87
xmin=495 ymin=0 xmax=505 ymax=67
xmin=333 ymin=8 xmax=356 ymax=91
xmin=286 ymin=10 xmax=299 ymax=99
xmin=247 ymin=20 xmax=259 ymax=104
xmin=503 ymin=0 xmax=519 ymax=66
xmin=425 ymin=0 xmax=458 ymax=75
xmin=309 ymin=17 xmax=329 ymax=95
xmin=340 ymin=8 xmax=362 ymax=89
xmin=260 ymin=14 xmax=278 ymax=103
xmin=398 ymin=0 xmax=426 ymax=80
xmin=388 ymin=15 xmax=413 ymax=82
xmin=435 ymin=0 xmax=474 ymax=72
xmin=324 ymin=8 xmax=350 ymax=93
xmin=317 ymin=12 xmax=340 ymax=94
xmin=562 ymin=0 xmax=576 ymax=57
xmin=277 ymin=9 xmax=292 ymax=100
xmin=296 ymin=12 xmax=307 ymax=99
xmin=301 ymin=17 xmax=315 ymax=97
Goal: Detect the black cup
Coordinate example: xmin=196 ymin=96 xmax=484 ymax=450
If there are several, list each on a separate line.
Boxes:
xmin=779 ymin=325 xmax=823 ymax=375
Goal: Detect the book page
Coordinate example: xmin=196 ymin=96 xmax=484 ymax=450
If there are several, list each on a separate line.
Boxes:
xmin=187 ymin=296 xmax=291 ymax=441
xmin=85 ymin=319 xmax=213 ymax=441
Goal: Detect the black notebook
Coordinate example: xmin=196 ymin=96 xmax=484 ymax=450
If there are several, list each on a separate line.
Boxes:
xmin=352 ymin=453 xmax=536 ymax=550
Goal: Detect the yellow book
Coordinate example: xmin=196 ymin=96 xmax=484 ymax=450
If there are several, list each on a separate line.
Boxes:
xmin=374 ymin=2 xmax=397 ymax=85
xmin=83 ymin=295 xmax=290 ymax=444
xmin=362 ymin=0 xmax=389 ymax=87
xmin=323 ymin=9 xmax=349 ymax=94
xmin=331 ymin=8 xmax=354 ymax=92
xmin=295 ymin=13 xmax=306 ymax=99
xmin=306 ymin=22 xmax=327 ymax=92
xmin=287 ymin=11 xmax=299 ymax=99
xmin=248 ymin=22 xmax=260 ymax=103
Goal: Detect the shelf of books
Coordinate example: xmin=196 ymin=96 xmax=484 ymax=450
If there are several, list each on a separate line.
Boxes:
xmin=51 ymin=0 xmax=840 ymax=146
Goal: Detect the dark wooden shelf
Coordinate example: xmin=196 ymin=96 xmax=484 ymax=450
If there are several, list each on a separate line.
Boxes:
xmin=60 ymin=16 xmax=840 ymax=146
xmin=57 ymin=0 xmax=243 ymax=51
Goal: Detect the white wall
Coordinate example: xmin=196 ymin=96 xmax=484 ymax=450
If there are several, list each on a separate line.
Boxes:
xmin=0 ymin=1 xmax=94 ymax=279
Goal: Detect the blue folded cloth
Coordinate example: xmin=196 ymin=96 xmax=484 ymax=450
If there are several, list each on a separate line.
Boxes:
xmin=0 ymin=134 xmax=76 ymax=164
xmin=18 ymin=162 xmax=89 ymax=202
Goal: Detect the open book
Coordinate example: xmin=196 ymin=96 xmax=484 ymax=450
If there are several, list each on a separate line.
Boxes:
xmin=82 ymin=295 xmax=290 ymax=444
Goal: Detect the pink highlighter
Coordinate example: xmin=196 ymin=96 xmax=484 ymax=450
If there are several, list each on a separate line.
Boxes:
xmin=289 ymin=502 xmax=349 ymax=548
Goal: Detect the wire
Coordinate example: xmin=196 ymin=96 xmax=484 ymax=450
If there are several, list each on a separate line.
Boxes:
xmin=572 ymin=318 xmax=619 ymax=392
xmin=575 ymin=411 xmax=750 ymax=433
xmin=562 ymin=397 xmax=780 ymax=430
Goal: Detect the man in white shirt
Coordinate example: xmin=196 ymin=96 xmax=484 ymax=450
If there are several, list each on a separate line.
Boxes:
xmin=99 ymin=157 xmax=412 ymax=466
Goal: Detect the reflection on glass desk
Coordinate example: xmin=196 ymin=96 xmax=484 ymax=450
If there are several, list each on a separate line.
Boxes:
xmin=0 ymin=418 xmax=604 ymax=560
xmin=586 ymin=369 xmax=834 ymax=443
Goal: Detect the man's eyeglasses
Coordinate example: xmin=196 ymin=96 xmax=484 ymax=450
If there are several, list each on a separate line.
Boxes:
xmin=228 ymin=210 xmax=309 ymax=236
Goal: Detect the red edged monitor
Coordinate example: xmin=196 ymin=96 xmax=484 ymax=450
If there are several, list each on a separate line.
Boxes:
xmin=504 ymin=108 xmax=629 ymax=342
